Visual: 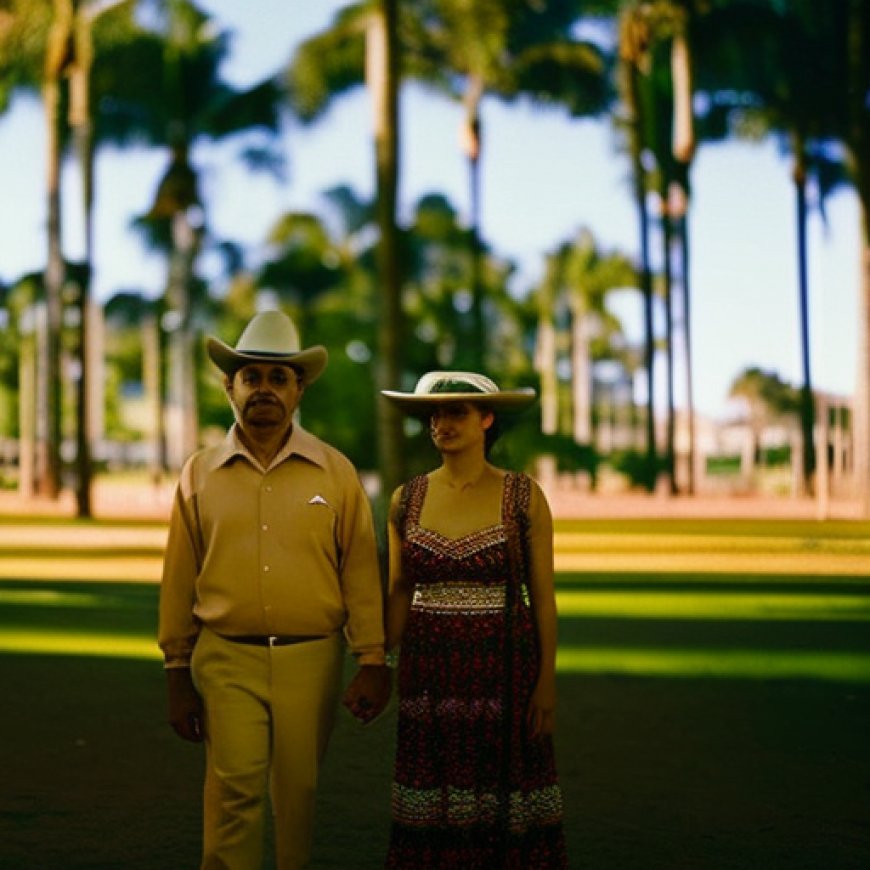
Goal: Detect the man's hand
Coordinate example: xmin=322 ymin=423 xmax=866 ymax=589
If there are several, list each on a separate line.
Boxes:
xmin=166 ymin=668 xmax=205 ymax=743
xmin=342 ymin=664 xmax=392 ymax=725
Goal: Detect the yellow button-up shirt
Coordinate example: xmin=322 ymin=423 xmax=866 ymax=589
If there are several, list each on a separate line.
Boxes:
xmin=158 ymin=423 xmax=385 ymax=668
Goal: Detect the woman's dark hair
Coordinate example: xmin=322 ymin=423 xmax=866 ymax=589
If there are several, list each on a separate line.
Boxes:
xmin=483 ymin=407 xmax=501 ymax=456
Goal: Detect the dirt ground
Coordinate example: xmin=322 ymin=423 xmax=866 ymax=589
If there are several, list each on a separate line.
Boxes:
xmin=0 ymin=476 xmax=863 ymax=522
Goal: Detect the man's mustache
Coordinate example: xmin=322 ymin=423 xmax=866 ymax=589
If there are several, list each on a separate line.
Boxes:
xmin=245 ymin=395 xmax=281 ymax=411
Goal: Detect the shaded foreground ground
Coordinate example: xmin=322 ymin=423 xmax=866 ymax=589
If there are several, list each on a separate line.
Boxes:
xmin=0 ymin=516 xmax=869 ymax=868
xmin=0 ymin=645 xmax=867 ymax=869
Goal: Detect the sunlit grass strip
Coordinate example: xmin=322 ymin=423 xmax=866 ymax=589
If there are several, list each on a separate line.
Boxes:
xmin=4 ymin=631 xmax=870 ymax=683
xmin=554 ymin=552 xmax=870 ymax=576
xmin=0 ymin=525 xmax=167 ymax=549
xmin=556 ymin=646 xmax=870 ymax=683
xmin=556 ymin=590 xmax=870 ymax=620
xmin=0 ymin=558 xmax=161 ymax=582
xmin=0 ymin=588 xmax=106 ymax=607
xmin=555 ymin=572 xmax=870 ymax=588
xmin=554 ymin=533 xmax=870 ymax=555
xmin=3 ymin=554 xmax=864 ymax=582
xmin=0 ymin=630 xmax=160 ymax=660
xmin=554 ymin=518 xmax=870 ymax=538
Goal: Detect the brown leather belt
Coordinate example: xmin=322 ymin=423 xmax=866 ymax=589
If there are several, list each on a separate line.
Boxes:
xmin=221 ymin=634 xmax=326 ymax=647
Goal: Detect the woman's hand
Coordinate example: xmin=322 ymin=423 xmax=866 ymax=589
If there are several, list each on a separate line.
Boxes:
xmin=527 ymin=676 xmax=556 ymax=740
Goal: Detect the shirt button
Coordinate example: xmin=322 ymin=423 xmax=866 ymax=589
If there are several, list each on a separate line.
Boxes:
xmin=261 ymin=523 xmax=269 ymax=531
xmin=263 ymin=565 xmax=270 ymax=573
xmin=265 ymin=485 xmax=273 ymax=493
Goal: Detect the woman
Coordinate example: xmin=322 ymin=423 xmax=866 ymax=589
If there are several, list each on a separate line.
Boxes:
xmin=381 ymin=371 xmax=567 ymax=869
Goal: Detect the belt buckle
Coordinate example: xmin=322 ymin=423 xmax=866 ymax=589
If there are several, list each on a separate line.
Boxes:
xmin=267 ymin=635 xmax=279 ymax=647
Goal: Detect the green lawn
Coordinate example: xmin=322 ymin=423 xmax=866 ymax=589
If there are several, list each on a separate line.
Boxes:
xmin=1 ymin=517 xmax=869 ymax=868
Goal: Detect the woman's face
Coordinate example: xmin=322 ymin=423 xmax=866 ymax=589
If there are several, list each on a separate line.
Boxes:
xmin=429 ymin=402 xmax=493 ymax=454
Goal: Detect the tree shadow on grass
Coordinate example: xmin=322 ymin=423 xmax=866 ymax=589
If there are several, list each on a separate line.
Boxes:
xmin=0 ymin=654 xmax=204 ymax=870
xmin=1 ymin=578 xmax=869 ymax=869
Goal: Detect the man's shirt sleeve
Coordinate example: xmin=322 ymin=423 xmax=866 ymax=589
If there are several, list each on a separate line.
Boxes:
xmin=336 ymin=467 xmax=386 ymax=666
xmin=158 ymin=460 xmax=203 ymax=669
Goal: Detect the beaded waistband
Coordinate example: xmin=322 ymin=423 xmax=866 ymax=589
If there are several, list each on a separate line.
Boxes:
xmin=413 ymin=582 xmax=506 ymax=612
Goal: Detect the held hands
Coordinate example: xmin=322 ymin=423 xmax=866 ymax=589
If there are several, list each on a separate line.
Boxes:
xmin=527 ymin=677 xmax=557 ymax=740
xmin=166 ymin=668 xmax=205 ymax=743
xmin=343 ymin=664 xmax=392 ymax=725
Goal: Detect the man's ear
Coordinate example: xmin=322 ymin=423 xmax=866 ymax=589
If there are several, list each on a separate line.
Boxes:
xmin=481 ymin=410 xmax=495 ymax=431
xmin=223 ymin=373 xmax=233 ymax=394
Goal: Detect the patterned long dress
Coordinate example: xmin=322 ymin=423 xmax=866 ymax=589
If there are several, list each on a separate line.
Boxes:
xmin=386 ymin=472 xmax=567 ymax=869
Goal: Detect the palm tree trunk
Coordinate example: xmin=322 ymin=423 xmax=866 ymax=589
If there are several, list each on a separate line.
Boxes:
xmin=462 ymin=76 xmax=485 ymax=370
xmin=673 ymin=198 xmax=695 ymax=494
xmin=41 ymin=4 xmax=69 ymax=499
xmin=624 ymin=60 xmax=657 ymax=492
xmin=537 ymin=312 xmax=559 ymax=437
xmin=570 ymin=296 xmax=593 ymax=445
xmin=18 ymin=327 xmax=37 ymax=498
xmin=792 ymin=145 xmax=816 ymax=496
xmin=167 ymin=210 xmax=199 ymax=468
xmin=661 ymin=195 xmax=678 ymax=494
xmin=142 ymin=312 xmax=165 ymax=485
xmin=671 ymin=14 xmax=695 ymax=494
xmin=70 ymin=11 xmax=94 ymax=517
xmin=845 ymin=0 xmax=870 ymax=515
xmin=368 ymin=0 xmax=405 ymax=510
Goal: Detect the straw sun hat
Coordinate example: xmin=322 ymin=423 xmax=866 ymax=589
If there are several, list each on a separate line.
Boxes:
xmin=206 ymin=310 xmax=328 ymax=384
xmin=381 ymin=371 xmax=536 ymax=415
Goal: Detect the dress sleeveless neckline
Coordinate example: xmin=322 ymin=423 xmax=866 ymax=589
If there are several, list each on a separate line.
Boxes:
xmin=410 ymin=472 xmax=507 ymax=545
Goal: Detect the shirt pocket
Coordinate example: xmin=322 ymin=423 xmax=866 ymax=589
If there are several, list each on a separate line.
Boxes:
xmin=301 ymin=493 xmax=340 ymax=569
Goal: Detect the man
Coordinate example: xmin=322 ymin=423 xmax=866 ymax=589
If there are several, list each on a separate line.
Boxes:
xmin=158 ymin=309 xmax=391 ymax=870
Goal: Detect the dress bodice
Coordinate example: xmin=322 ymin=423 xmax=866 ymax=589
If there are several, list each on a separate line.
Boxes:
xmin=400 ymin=473 xmax=518 ymax=586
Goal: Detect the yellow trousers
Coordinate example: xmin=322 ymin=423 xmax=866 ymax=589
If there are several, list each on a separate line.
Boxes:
xmin=191 ymin=627 xmax=344 ymax=870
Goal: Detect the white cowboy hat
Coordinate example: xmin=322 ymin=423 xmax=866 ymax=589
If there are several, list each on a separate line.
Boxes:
xmin=381 ymin=371 xmax=536 ymax=414
xmin=206 ymin=310 xmax=328 ymax=383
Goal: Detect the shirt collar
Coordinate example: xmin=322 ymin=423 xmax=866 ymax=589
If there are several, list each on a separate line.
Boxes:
xmin=211 ymin=422 xmax=327 ymax=472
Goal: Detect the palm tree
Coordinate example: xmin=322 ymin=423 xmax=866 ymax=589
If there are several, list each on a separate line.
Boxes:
xmin=2 ymin=0 xmax=275 ymax=504
xmin=669 ymin=1 xmax=697 ymax=493
xmin=283 ymin=1 xmax=406 ymax=501
xmin=837 ymin=0 xmax=869 ymax=513
xmin=289 ymin=1 xmax=610 ymax=367
xmin=629 ymin=0 xmax=703 ymax=496
xmin=728 ymin=366 xmax=798 ymax=484
xmin=119 ymin=0 xmax=283 ymax=471
xmin=40 ymin=0 xmax=72 ymax=500
xmin=534 ymin=254 xmax=561 ymax=439
xmin=257 ymin=212 xmax=345 ymax=342
xmin=691 ymin=1 xmax=854 ymax=498
xmin=397 ymin=0 xmax=611 ymax=369
xmin=559 ymin=228 xmax=638 ymax=447
xmin=617 ymin=1 xmax=658 ymax=491
xmin=369 ymin=0 xmax=405 ymax=506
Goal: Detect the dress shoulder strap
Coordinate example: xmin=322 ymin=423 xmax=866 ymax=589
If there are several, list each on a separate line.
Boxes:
xmin=502 ymin=471 xmax=531 ymax=531
xmin=393 ymin=474 xmax=427 ymax=539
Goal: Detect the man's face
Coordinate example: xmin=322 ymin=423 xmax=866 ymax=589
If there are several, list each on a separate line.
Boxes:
xmin=227 ymin=363 xmax=304 ymax=435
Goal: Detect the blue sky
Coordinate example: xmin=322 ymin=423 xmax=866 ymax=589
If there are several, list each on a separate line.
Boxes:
xmin=0 ymin=0 xmax=861 ymax=418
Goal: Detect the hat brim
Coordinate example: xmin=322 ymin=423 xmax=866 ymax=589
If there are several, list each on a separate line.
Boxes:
xmin=207 ymin=338 xmax=328 ymax=384
xmin=380 ymin=388 xmax=536 ymax=415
